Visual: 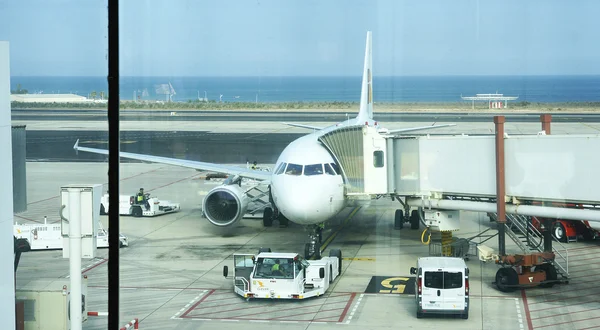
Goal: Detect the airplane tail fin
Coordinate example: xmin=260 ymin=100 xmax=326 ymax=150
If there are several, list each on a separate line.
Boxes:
xmin=356 ymin=31 xmax=373 ymax=123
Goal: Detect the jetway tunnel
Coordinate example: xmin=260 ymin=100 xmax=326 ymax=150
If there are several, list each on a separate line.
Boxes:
xmin=318 ymin=114 xmax=600 ymax=285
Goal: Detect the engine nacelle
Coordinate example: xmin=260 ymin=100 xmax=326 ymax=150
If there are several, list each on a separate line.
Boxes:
xmin=203 ymin=184 xmax=248 ymax=227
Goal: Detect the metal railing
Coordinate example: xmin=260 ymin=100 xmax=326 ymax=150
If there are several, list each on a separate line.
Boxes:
xmin=235 ymin=276 xmax=250 ymax=293
xmin=489 ymin=212 xmax=569 ymax=277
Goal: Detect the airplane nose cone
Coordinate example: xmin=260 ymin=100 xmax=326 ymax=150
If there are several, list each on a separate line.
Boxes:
xmin=272 ymin=177 xmax=341 ymax=225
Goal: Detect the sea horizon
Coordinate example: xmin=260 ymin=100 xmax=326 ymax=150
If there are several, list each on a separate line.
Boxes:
xmin=10 ymin=75 xmax=600 ymax=103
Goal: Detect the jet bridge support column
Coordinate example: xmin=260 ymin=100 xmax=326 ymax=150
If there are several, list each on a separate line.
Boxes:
xmin=541 ymin=114 xmax=554 ymax=253
xmin=495 ymin=116 xmax=507 ymax=256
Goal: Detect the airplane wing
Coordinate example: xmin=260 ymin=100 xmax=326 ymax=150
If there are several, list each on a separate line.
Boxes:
xmin=73 ymin=140 xmax=272 ymax=182
xmin=282 ymin=122 xmax=324 ymax=131
xmin=387 ymin=123 xmax=456 ymax=134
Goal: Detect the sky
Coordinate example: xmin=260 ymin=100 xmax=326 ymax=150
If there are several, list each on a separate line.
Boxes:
xmin=1 ymin=0 xmax=599 ymax=76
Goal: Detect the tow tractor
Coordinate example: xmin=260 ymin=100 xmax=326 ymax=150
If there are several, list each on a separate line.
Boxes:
xmin=223 ymin=248 xmax=342 ymax=300
xmin=100 ymin=193 xmax=180 ymax=217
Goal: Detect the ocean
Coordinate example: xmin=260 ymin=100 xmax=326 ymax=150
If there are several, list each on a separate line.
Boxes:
xmin=10 ymin=75 xmax=600 ymax=103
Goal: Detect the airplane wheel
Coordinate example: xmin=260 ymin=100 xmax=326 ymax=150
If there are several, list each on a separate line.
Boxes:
xmin=394 ymin=209 xmax=404 ymax=229
xmin=279 ymin=215 xmax=289 ymax=228
xmin=538 ymin=263 xmax=558 ymax=288
xmin=263 ymin=207 xmax=273 ymax=227
xmin=552 ymin=223 xmax=567 ymax=242
xmin=410 ymin=210 xmax=421 ymax=230
xmin=495 ymin=267 xmax=518 ymax=292
xmin=314 ymin=241 xmax=321 ymax=259
xmin=304 ymin=243 xmax=311 ymax=259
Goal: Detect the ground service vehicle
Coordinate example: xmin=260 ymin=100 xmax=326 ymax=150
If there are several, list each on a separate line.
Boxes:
xmin=530 ymin=216 xmax=599 ymax=243
xmin=223 ymin=248 xmax=342 ymax=300
xmin=13 ymin=221 xmax=128 ymax=250
xmin=410 ymin=257 xmax=469 ymax=319
xmin=100 ymin=193 xmax=180 ymax=217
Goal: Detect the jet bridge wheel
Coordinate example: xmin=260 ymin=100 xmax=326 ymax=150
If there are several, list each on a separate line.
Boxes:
xmin=537 ymin=263 xmax=558 ymax=288
xmin=263 ymin=207 xmax=273 ymax=227
xmin=394 ymin=210 xmax=404 ymax=229
xmin=495 ymin=267 xmax=519 ymax=292
xmin=410 ymin=210 xmax=421 ymax=230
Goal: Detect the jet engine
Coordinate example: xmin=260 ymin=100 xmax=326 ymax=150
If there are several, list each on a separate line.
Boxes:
xmin=202 ymin=184 xmax=248 ymax=227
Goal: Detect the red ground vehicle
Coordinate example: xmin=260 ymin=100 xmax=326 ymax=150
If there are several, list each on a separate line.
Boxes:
xmin=530 ymin=217 xmax=599 ymax=243
xmin=528 ymin=202 xmax=599 ymax=242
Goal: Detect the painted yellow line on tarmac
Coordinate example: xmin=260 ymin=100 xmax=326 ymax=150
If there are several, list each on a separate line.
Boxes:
xmin=316 ymin=206 xmax=362 ymax=259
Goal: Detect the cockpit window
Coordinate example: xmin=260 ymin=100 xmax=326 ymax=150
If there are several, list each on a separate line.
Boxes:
xmin=275 ymin=162 xmax=287 ymax=175
xmin=304 ymin=164 xmax=324 ymax=176
xmin=330 ymin=163 xmax=341 ymax=175
xmin=324 ymin=163 xmax=336 ymax=175
xmin=285 ymin=163 xmax=303 ymax=176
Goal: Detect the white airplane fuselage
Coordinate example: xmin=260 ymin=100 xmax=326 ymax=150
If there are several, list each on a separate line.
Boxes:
xmin=270 ymin=134 xmax=344 ymax=225
xmin=269 ymin=119 xmax=376 ymax=226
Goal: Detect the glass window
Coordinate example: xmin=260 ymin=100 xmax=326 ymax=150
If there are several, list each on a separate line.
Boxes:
xmin=324 ymin=163 xmax=336 ymax=175
xmin=373 ymin=150 xmax=384 ymax=168
xmin=275 ymin=162 xmax=287 ymax=175
xmin=424 ymin=271 xmax=463 ymax=289
xmin=330 ymin=163 xmax=341 ymax=175
xmin=304 ymin=164 xmax=324 ymax=176
xmin=424 ymin=271 xmax=444 ymax=289
xmin=285 ymin=163 xmax=303 ymax=176
xmin=444 ymin=272 xmax=463 ymax=289
xmin=273 ymin=162 xmax=284 ymax=174
xmin=253 ymin=257 xmax=294 ymax=279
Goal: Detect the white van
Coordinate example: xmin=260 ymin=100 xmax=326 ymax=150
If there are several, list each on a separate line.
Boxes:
xmin=410 ymin=257 xmax=469 ymax=319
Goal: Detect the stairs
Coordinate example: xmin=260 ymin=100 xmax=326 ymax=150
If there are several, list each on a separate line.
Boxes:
xmin=488 ymin=213 xmax=569 ymax=279
xmin=244 ymin=183 xmax=271 ymax=215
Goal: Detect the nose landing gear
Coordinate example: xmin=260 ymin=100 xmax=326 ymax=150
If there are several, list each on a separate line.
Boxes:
xmin=304 ymin=224 xmax=323 ymax=259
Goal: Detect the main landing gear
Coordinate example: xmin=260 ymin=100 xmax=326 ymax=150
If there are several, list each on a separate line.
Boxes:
xmin=262 ymin=186 xmax=289 ymax=228
xmin=262 ymin=206 xmax=289 ymax=228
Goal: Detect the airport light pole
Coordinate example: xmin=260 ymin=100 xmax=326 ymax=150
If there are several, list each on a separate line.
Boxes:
xmin=68 ymin=189 xmax=82 ymax=330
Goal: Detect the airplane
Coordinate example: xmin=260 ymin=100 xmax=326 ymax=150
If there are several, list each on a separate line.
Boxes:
xmin=73 ymin=31 xmax=456 ymax=258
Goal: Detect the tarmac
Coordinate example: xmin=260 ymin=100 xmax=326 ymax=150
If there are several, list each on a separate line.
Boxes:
xmin=14 ymin=162 xmax=600 ymax=330
xmin=11 ymin=117 xmax=600 ymax=330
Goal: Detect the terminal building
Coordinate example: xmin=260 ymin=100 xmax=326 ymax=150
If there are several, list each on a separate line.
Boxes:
xmin=461 ymin=93 xmax=519 ymax=109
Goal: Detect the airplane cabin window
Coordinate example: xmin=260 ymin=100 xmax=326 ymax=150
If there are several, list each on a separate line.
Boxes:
xmin=276 ymin=162 xmax=287 ymax=175
xmin=304 ymin=164 xmax=324 ymax=176
xmin=285 ymin=163 xmax=303 ymax=176
xmin=373 ymin=150 xmax=384 ymax=168
xmin=324 ymin=163 xmax=336 ymax=175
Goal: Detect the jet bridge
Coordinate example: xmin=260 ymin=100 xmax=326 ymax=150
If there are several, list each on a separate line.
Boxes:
xmin=319 ymin=123 xmax=600 ymax=219
xmin=319 ymin=119 xmax=600 ymax=282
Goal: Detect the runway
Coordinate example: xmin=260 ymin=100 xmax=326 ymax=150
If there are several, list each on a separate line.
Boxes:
xmin=12 ymin=108 xmax=600 ymax=122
